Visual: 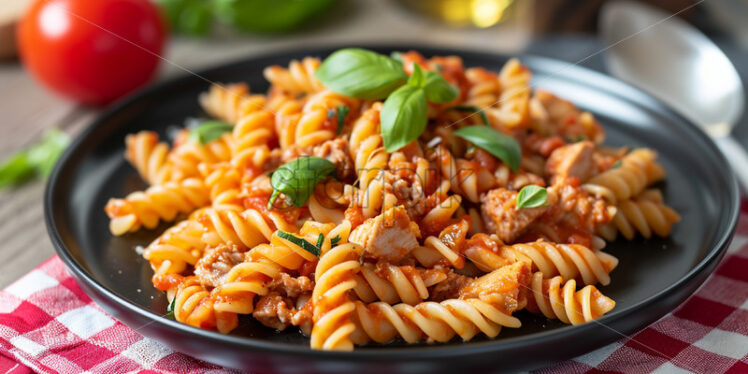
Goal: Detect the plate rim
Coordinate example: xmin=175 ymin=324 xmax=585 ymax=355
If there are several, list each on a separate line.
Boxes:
xmin=44 ymin=43 xmax=740 ymax=361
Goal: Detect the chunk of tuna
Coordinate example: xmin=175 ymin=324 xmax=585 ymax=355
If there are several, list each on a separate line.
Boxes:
xmin=481 ymin=188 xmax=550 ymax=243
xmin=459 ymin=262 xmax=530 ymax=314
xmin=349 ymin=207 xmax=421 ymax=262
xmin=545 ymin=141 xmax=595 ymax=182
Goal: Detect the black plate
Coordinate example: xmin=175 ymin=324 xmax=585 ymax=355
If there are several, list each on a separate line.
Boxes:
xmin=44 ymin=45 xmax=739 ymax=373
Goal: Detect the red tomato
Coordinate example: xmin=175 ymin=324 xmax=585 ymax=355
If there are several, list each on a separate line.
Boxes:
xmin=17 ymin=0 xmax=166 ymax=105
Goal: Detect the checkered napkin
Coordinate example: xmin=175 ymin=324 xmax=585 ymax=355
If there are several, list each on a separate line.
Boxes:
xmin=1 ymin=208 xmax=747 ymax=374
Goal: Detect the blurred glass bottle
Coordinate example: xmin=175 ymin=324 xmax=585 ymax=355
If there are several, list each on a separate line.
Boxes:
xmin=397 ymin=0 xmax=517 ymax=28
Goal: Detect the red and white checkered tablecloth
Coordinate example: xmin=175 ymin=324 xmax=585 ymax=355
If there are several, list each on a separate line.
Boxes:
xmin=1 ymin=207 xmax=747 ymax=374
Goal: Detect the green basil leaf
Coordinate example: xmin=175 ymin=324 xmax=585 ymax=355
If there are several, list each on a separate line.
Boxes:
xmin=330 ymin=235 xmax=341 ymax=247
xmin=423 ymin=72 xmax=459 ymax=103
xmin=381 ymin=85 xmax=428 ymax=152
xmin=610 ymin=160 xmax=622 ymax=169
xmin=188 ymin=120 xmax=233 ymax=145
xmin=516 ymin=185 xmax=549 ymax=209
xmin=336 ymin=105 xmax=349 ymax=134
xmin=449 ymin=105 xmax=490 ymax=126
xmin=27 ymin=128 xmax=70 ymax=177
xmin=269 ymin=156 xmax=337 ymax=208
xmin=453 ymin=126 xmax=521 ymax=172
xmin=315 ymin=48 xmax=408 ymax=100
xmin=407 ymin=63 xmax=426 ymax=88
xmin=316 ymin=233 xmax=324 ymax=248
xmin=277 ymin=230 xmax=321 ymax=257
xmin=166 ymin=296 xmax=176 ymax=319
xmin=0 ymin=152 xmax=34 ymax=188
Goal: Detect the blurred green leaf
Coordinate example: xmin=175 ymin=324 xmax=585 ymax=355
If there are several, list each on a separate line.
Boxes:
xmin=0 ymin=128 xmax=70 ymax=189
xmin=27 ymin=128 xmax=70 ymax=177
xmin=158 ymin=0 xmax=212 ymax=36
xmin=212 ymin=0 xmax=334 ymax=33
xmin=0 ymin=152 xmax=34 ymax=188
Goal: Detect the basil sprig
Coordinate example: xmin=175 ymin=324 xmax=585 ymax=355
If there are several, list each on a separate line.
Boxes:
xmin=269 ymin=156 xmax=336 ymax=208
xmin=188 ymin=120 xmax=233 ymax=144
xmin=381 ymin=63 xmax=459 ymax=151
xmin=610 ymin=160 xmax=623 ymax=169
xmin=453 ymin=126 xmax=521 ymax=172
xmin=316 ymin=49 xmax=459 ymax=152
xmin=449 ymin=105 xmax=490 ymax=126
xmin=516 ymin=185 xmax=549 ymax=209
xmin=277 ymin=230 xmax=321 ymax=257
xmin=315 ymin=48 xmax=408 ymax=100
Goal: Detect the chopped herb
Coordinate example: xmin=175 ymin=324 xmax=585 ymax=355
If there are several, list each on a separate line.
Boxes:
xmin=449 ymin=106 xmax=490 ymax=127
xmin=166 ymin=296 xmax=176 ymax=319
xmin=336 ymin=105 xmax=349 ymax=134
xmin=568 ymin=135 xmax=586 ymax=143
xmin=516 ymin=185 xmax=549 ymax=209
xmin=330 ymin=235 xmax=341 ymax=247
xmin=296 ymin=92 xmax=306 ymax=99
xmin=277 ymin=230 xmax=321 ymax=257
xmin=327 ymin=108 xmax=335 ymax=119
xmin=435 ymin=64 xmax=444 ymax=72
xmin=610 ymin=160 xmax=623 ymax=169
xmin=316 ymin=233 xmax=324 ymax=248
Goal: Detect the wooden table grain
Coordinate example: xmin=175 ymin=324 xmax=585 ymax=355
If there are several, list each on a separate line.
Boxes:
xmin=0 ymin=0 xmax=533 ymax=287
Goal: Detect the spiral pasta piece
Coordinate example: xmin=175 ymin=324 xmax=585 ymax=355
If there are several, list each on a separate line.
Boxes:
xmin=124 ymin=131 xmax=173 ymax=185
xmin=527 ymin=272 xmax=615 ymax=325
xmin=311 ymin=221 xmax=362 ymax=350
xmin=598 ymin=190 xmax=680 ymax=241
xmin=583 ymin=149 xmax=665 ymax=204
xmin=199 ymin=83 xmax=268 ymax=123
xmin=168 ymin=135 xmax=234 ymax=181
xmin=263 ymin=57 xmax=325 ymax=96
xmin=144 ymin=216 xmax=207 ymax=283
xmin=350 ymin=298 xmax=521 ymax=344
xmin=106 ymin=178 xmax=210 ymax=235
xmin=196 ymin=206 xmax=279 ymax=249
xmin=230 ymin=110 xmax=275 ymax=160
xmin=353 ymin=263 xmax=447 ymax=306
xmin=459 ymin=239 xmax=618 ymax=286
xmin=210 ymin=258 xmax=284 ymax=333
xmin=173 ymin=276 xmax=217 ymax=330
xmin=484 ymin=58 xmax=531 ymax=128
xmin=464 ymin=67 xmax=500 ymax=108
xmin=196 ymin=163 xmax=242 ymax=206
xmin=435 ymin=146 xmax=494 ymax=203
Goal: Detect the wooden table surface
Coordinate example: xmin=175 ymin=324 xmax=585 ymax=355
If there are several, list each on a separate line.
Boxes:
xmin=0 ymin=0 xmax=534 ymax=287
